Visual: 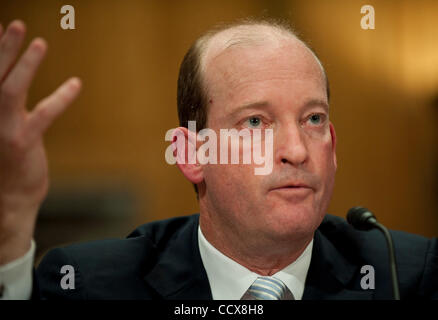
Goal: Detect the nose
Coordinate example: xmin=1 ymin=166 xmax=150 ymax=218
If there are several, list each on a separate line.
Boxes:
xmin=275 ymin=122 xmax=308 ymax=167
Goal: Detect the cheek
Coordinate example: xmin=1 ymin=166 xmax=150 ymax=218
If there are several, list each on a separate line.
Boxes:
xmin=312 ymin=129 xmax=336 ymax=169
xmin=321 ymin=142 xmax=336 ymax=173
xmin=203 ymin=163 xmax=257 ymax=199
xmin=307 ymin=133 xmax=336 ymax=188
xmin=311 ymin=139 xmax=336 ymax=209
xmin=202 ymin=162 xmax=271 ymax=222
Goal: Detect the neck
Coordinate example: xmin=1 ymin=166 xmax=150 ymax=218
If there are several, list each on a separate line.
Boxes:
xmin=199 ymin=209 xmax=313 ymax=276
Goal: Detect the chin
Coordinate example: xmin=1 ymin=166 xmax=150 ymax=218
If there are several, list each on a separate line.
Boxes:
xmin=263 ymin=205 xmax=323 ymax=240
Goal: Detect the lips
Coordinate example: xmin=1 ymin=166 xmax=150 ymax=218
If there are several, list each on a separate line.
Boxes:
xmin=268 ymin=183 xmax=313 ymax=200
xmin=268 ymin=181 xmax=314 ymax=199
xmin=270 ymin=182 xmax=312 ymax=191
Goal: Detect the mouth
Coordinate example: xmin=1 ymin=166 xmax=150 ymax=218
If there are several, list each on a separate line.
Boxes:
xmin=270 ymin=183 xmax=312 ymax=191
xmin=268 ymin=183 xmax=313 ymax=198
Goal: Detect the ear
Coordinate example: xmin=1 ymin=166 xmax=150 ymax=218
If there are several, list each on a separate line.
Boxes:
xmin=329 ymin=122 xmax=337 ymax=170
xmin=173 ymin=127 xmax=204 ymax=184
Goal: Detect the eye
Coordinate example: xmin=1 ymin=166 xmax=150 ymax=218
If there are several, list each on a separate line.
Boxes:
xmin=307 ymin=113 xmax=325 ymax=126
xmin=309 ymin=114 xmax=321 ymax=124
xmin=245 ymin=116 xmax=262 ymax=128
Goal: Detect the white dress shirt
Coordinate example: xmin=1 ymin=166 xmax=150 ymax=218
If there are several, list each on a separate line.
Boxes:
xmin=0 ymin=240 xmax=35 ymax=300
xmin=198 ymin=226 xmax=313 ymax=300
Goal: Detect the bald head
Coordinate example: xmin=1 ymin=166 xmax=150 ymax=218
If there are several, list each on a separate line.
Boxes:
xmin=200 ymin=24 xmax=294 ymax=70
xmin=199 ymin=23 xmax=325 ymax=81
xmin=178 ymin=19 xmax=329 ymax=129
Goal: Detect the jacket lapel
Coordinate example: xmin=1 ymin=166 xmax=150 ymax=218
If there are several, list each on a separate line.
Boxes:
xmin=303 ymin=229 xmax=374 ymax=300
xmin=144 ymin=214 xmax=213 ymax=299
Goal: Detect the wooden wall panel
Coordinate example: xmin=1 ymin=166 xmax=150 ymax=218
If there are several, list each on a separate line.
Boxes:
xmin=1 ymin=0 xmax=437 ymax=238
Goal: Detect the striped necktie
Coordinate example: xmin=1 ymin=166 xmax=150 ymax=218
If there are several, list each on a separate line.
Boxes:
xmin=241 ymin=276 xmax=295 ymax=300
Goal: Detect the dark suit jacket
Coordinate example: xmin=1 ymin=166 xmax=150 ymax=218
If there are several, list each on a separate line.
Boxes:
xmin=33 ymin=214 xmax=438 ymax=299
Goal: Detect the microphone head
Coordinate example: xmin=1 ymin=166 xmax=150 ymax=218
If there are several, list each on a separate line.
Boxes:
xmin=347 ymin=206 xmax=377 ymax=231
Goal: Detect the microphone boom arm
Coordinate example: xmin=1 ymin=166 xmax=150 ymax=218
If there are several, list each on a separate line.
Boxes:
xmin=373 ymin=221 xmax=401 ymax=300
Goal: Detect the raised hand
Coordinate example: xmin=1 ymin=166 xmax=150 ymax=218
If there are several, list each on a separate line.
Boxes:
xmin=0 ymin=20 xmax=82 ymax=264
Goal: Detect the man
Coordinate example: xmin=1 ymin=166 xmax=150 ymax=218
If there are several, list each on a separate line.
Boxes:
xmin=0 ymin=18 xmax=437 ymax=300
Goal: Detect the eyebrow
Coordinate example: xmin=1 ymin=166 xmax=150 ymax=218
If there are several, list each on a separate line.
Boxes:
xmin=229 ymin=99 xmax=329 ymax=118
xmin=229 ymin=101 xmax=270 ymax=117
xmin=303 ymin=99 xmax=329 ymax=113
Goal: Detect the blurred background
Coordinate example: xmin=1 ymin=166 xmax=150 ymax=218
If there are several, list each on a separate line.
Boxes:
xmin=1 ymin=0 xmax=437 ymax=264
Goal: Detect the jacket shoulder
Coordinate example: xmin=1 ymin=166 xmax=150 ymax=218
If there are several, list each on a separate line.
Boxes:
xmin=320 ymin=214 xmax=431 ymax=251
xmin=319 ymin=214 xmax=437 ymax=298
xmin=35 ymin=214 xmax=199 ymax=299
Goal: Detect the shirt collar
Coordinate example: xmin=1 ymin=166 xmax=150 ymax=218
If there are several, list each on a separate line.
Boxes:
xmin=198 ymin=225 xmax=313 ymax=300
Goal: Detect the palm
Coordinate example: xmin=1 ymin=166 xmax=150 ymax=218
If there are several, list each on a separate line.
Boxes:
xmin=0 ymin=20 xmax=81 ymax=222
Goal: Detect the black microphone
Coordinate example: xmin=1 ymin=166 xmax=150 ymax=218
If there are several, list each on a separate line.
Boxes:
xmin=347 ymin=206 xmax=400 ymax=300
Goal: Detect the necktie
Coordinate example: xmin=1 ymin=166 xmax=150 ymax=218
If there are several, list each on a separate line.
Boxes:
xmin=241 ymin=276 xmax=295 ymax=300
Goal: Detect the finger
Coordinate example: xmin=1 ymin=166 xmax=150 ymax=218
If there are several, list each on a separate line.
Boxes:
xmin=0 ymin=38 xmax=47 ymax=110
xmin=26 ymin=77 xmax=82 ymax=140
xmin=0 ymin=20 xmax=26 ymax=83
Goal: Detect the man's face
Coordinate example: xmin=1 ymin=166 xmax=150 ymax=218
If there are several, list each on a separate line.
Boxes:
xmin=200 ymin=38 xmax=337 ymax=243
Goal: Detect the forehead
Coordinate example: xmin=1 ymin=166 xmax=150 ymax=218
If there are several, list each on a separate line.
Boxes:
xmin=200 ymin=26 xmax=326 ymax=107
xmin=200 ymin=25 xmax=288 ymax=66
